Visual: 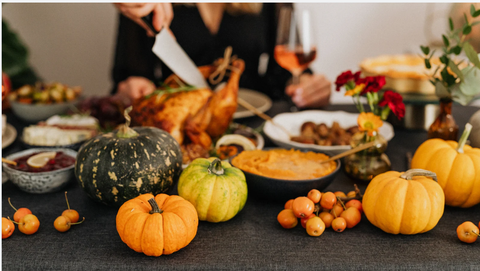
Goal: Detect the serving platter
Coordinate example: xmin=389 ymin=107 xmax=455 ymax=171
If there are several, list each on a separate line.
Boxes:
xmin=233 ymin=88 xmax=272 ymax=119
xmin=2 ymin=124 xmax=17 ymax=149
xmin=263 ymin=110 xmax=394 ymax=155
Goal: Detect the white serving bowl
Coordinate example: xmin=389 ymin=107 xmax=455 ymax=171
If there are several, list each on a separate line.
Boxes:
xmin=10 ymin=99 xmax=79 ymax=123
xmin=2 ymin=148 xmax=77 ymax=193
xmin=263 ymin=110 xmax=395 ymax=155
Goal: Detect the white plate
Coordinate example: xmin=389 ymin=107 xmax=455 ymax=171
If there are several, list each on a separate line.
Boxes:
xmin=2 ymin=124 xmax=17 ymax=149
xmin=263 ymin=110 xmax=395 ymax=155
xmin=234 ymin=88 xmax=272 ymax=119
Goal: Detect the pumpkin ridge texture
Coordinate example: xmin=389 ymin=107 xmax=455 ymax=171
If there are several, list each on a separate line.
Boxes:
xmin=412 ymin=137 xmax=480 ymax=207
xmin=75 ymin=127 xmax=182 ymax=206
xmin=116 ymin=193 xmax=198 ymax=256
xmin=178 ymin=158 xmax=247 ymax=223
xmin=363 ymin=171 xmax=445 ymax=235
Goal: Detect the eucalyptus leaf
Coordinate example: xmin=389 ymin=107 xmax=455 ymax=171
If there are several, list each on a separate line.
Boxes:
xmin=472 ymin=21 xmax=480 ymax=27
xmin=452 ymin=86 xmax=475 ymax=106
xmin=440 ymin=55 xmax=449 ymax=64
xmin=471 ymin=4 xmax=476 ymax=17
xmin=442 ymin=35 xmax=450 ymax=47
xmin=449 ymin=46 xmax=462 ymax=55
xmin=420 ymin=45 xmax=430 ymax=55
xmin=425 ymin=58 xmax=431 ymax=69
xmin=449 ymin=17 xmax=454 ymax=31
xmin=463 ymin=44 xmax=480 ymax=69
xmin=474 ymin=10 xmax=480 ymax=17
xmin=463 ymin=25 xmax=472 ymax=35
xmin=459 ymin=66 xmax=480 ymax=96
xmin=435 ymin=81 xmax=451 ymax=99
xmin=448 ymin=61 xmax=464 ymax=81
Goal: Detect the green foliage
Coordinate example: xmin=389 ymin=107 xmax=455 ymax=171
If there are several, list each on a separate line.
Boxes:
xmin=419 ymin=4 xmax=480 ymax=105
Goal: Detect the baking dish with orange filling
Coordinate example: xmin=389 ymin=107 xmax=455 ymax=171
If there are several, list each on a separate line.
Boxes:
xmin=231 ymin=149 xmax=336 ymax=180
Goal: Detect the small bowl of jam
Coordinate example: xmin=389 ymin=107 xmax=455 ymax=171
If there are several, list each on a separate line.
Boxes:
xmin=3 ymin=148 xmax=77 ymax=193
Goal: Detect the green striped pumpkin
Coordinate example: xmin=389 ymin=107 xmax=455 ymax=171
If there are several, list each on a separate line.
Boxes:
xmin=75 ymin=126 xmax=182 ymax=207
xmin=178 ymin=157 xmax=247 ymax=222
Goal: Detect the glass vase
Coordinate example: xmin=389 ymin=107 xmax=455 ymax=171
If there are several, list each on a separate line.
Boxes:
xmin=427 ymin=98 xmax=458 ymax=140
xmin=344 ymin=131 xmax=391 ymax=182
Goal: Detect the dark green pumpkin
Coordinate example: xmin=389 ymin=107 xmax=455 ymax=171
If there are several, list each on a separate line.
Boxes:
xmin=75 ymin=126 xmax=182 ymax=207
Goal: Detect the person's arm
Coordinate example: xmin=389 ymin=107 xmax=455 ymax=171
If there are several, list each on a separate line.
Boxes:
xmin=111 ymin=14 xmax=159 ymax=97
xmin=114 ymin=3 xmax=173 ymax=36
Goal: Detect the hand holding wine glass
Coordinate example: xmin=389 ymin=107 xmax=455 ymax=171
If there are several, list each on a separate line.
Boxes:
xmin=274 ymin=7 xmax=317 ymax=86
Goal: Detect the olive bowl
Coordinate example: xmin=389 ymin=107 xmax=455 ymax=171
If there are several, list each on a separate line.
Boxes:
xmin=2 ymin=148 xmax=77 ymax=194
xmin=229 ymin=148 xmax=341 ymax=202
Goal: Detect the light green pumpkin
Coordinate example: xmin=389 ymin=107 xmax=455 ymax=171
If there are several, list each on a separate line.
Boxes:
xmin=178 ymin=157 xmax=247 ymax=223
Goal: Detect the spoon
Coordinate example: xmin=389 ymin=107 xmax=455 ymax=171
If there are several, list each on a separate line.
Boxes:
xmin=320 ymin=137 xmax=386 ymax=164
xmin=2 ymin=158 xmax=17 ymax=166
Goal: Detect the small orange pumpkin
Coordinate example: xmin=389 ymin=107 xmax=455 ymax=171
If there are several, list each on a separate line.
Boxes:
xmin=363 ymin=169 xmax=444 ymax=235
xmin=116 ymin=193 xmax=198 ymax=256
xmin=411 ymin=124 xmax=480 ymax=207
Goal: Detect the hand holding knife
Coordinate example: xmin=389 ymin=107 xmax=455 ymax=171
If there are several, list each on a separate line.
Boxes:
xmin=141 ymin=14 xmax=209 ymax=89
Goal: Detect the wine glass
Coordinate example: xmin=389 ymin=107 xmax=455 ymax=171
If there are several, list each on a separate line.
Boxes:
xmin=274 ymin=6 xmax=317 ymax=86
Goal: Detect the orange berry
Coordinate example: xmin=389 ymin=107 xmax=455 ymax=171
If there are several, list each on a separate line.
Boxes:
xmin=300 ymin=213 xmax=316 ymax=229
xmin=330 ymin=204 xmax=344 ymax=217
xmin=320 ymin=192 xmax=337 ymax=210
xmin=277 ymin=209 xmax=298 ymax=229
xmin=307 ymin=189 xmax=322 ymax=203
xmin=332 ymin=217 xmax=347 ymax=232
xmin=334 ymin=191 xmax=347 ymax=198
xmin=306 ymin=216 xmax=325 ymax=237
xmin=319 ymin=212 xmax=334 ymax=228
xmin=340 ymin=207 xmax=362 ymax=228
xmin=284 ymin=199 xmax=294 ymax=210
xmin=345 ymin=199 xmax=363 ymax=214
xmin=457 ymin=221 xmax=480 ymax=243
xmin=292 ymin=197 xmax=314 ymax=218
xmin=2 ymin=217 xmax=14 ymax=239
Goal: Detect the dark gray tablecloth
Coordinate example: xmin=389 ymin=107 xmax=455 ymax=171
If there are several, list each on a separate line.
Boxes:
xmin=2 ymin=102 xmax=480 ymax=271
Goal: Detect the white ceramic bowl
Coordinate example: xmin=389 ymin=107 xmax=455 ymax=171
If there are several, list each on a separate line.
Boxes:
xmin=2 ymin=148 xmax=77 ymax=193
xmin=264 ymin=110 xmax=395 ymax=155
xmin=10 ymin=99 xmax=79 ymax=123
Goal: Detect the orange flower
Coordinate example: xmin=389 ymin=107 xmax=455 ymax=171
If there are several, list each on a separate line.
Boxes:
xmin=344 ymin=84 xmax=365 ymax=96
xmin=357 ymin=112 xmax=383 ymax=136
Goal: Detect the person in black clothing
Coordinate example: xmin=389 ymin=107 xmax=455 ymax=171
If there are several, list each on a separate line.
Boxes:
xmin=112 ymin=3 xmax=331 ymax=108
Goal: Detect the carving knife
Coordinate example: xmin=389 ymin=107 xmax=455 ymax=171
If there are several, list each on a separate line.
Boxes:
xmin=141 ymin=15 xmax=209 ymax=88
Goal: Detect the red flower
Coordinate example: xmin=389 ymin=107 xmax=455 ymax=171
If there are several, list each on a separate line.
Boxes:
xmin=335 ymin=70 xmax=361 ymax=91
xmin=357 ymin=76 xmax=386 ymax=94
xmin=379 ymin=90 xmax=405 ymax=120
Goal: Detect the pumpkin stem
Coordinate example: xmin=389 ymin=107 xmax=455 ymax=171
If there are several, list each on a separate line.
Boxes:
xmin=116 ymin=106 xmax=139 ymax=139
xmin=148 ymin=198 xmax=163 ymax=214
xmin=456 ymin=123 xmax=472 ymax=154
xmin=400 ymin=169 xmax=438 ymax=182
xmin=208 ymin=158 xmax=225 ymax=175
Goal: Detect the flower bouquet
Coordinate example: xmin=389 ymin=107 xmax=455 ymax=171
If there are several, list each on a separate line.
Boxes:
xmin=334 ymin=70 xmax=405 ymax=181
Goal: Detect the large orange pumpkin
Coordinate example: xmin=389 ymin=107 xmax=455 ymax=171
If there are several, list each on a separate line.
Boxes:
xmin=363 ymin=169 xmax=445 ymax=235
xmin=411 ymin=124 xmax=480 ymax=208
xmin=116 ymin=193 xmax=198 ymax=256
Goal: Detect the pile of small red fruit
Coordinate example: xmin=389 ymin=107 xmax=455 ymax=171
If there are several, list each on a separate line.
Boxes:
xmin=2 ymin=192 xmax=85 ymax=239
xmin=457 ymin=221 xmax=480 ymax=244
xmin=277 ymin=185 xmax=363 ymax=236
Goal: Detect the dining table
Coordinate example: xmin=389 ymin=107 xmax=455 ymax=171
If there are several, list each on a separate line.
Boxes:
xmin=2 ymin=101 xmax=480 ymax=271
